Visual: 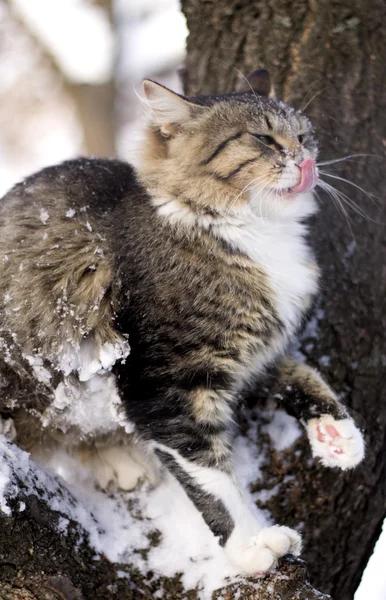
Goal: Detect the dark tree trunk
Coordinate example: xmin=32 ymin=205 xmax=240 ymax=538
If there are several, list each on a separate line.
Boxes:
xmin=181 ymin=1 xmax=386 ymax=598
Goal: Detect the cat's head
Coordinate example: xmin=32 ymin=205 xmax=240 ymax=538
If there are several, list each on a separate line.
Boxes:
xmin=140 ymin=70 xmax=318 ymax=222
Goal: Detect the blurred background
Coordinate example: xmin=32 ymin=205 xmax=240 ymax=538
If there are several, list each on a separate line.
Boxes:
xmin=0 ymin=1 xmax=384 ymax=598
xmin=0 ymin=0 xmax=187 ymax=196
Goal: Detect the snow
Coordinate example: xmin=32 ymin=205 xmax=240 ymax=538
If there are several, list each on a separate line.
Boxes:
xmin=0 ymin=458 xmax=12 ymax=515
xmin=116 ymin=0 xmax=187 ymax=81
xmin=24 ymin=355 xmax=52 ymax=385
xmin=40 ymin=208 xmax=49 ymax=224
xmin=58 ymin=338 xmax=130 ymax=382
xmin=264 ymin=411 xmax=301 ymax=452
xmin=12 ymin=0 xmax=114 ymax=84
xmin=0 ymin=408 xmax=301 ymax=598
xmin=46 ymin=374 xmax=134 ymax=437
xmin=355 ymin=521 xmax=386 ymax=600
xmin=301 ymin=307 xmax=325 ymax=342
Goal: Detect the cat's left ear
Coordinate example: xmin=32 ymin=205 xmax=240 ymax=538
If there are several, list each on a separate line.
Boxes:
xmin=143 ymin=80 xmax=204 ymax=136
xmin=236 ymin=68 xmax=274 ymax=98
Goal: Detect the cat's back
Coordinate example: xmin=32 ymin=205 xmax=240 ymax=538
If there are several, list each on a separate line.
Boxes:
xmin=0 ymin=157 xmax=144 ymax=365
xmin=0 ymin=157 xmax=141 ymax=225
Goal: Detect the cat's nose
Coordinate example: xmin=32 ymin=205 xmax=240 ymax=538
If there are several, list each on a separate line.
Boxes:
xmin=290 ymin=158 xmax=318 ymax=193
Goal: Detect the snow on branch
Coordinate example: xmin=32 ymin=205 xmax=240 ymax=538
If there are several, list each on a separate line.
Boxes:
xmin=0 ymin=430 xmax=332 ymax=599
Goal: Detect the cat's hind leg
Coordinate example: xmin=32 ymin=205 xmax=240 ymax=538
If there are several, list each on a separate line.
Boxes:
xmin=277 ymin=357 xmax=365 ymax=469
xmin=75 ymin=440 xmax=159 ymax=491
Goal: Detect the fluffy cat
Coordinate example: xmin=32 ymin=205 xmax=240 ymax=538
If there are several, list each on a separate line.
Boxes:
xmin=0 ymin=70 xmax=365 ymax=574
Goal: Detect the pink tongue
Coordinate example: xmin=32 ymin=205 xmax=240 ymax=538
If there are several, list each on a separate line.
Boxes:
xmin=290 ymin=158 xmax=318 ymax=193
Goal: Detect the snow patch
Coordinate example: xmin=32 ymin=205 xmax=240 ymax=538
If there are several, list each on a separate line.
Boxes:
xmin=59 ymin=338 xmax=130 ymax=382
xmin=355 ymin=520 xmax=386 ymax=600
xmin=40 ymin=207 xmax=49 ymax=224
xmin=43 ymin=373 xmax=134 ymax=437
xmin=263 ymin=410 xmax=302 ymax=451
xmin=24 ymin=354 xmax=52 ymax=385
xmin=0 ymin=405 xmax=299 ymax=597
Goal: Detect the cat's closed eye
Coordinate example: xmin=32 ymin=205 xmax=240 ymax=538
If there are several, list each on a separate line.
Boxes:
xmin=252 ymin=134 xmax=275 ymax=145
xmin=251 ymin=134 xmax=282 ymax=151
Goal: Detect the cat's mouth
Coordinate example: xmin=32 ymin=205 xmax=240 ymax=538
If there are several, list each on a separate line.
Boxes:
xmin=271 ymin=158 xmax=318 ymax=199
xmin=289 ymin=158 xmax=318 ymax=194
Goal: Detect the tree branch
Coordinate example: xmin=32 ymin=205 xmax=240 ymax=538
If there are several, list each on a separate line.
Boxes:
xmin=0 ymin=437 xmax=332 ymax=599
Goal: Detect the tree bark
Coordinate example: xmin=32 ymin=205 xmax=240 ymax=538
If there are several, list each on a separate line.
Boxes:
xmin=181 ymin=1 xmax=386 ymax=599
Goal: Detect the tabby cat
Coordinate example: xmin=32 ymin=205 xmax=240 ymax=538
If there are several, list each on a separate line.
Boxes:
xmin=0 ymin=70 xmax=364 ymax=574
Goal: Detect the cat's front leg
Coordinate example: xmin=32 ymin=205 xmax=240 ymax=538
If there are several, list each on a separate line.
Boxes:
xmin=277 ymin=357 xmax=365 ymax=469
xmin=137 ymin=387 xmax=301 ymax=574
xmin=155 ymin=442 xmax=301 ymax=574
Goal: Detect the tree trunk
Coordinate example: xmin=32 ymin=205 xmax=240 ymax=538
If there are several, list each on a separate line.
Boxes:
xmin=180 ymin=1 xmax=386 ymax=598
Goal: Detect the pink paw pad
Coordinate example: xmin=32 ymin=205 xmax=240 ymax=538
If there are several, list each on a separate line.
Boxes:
xmin=307 ymin=416 xmax=365 ymax=470
xmin=316 ymin=424 xmax=343 ymax=454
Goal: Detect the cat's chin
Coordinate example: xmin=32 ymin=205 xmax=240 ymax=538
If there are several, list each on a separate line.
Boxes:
xmin=281 ymin=190 xmax=299 ymax=200
xmin=249 ymin=188 xmax=318 ymax=222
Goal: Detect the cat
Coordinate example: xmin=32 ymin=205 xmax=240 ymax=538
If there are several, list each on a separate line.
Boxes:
xmin=0 ymin=69 xmax=365 ymax=575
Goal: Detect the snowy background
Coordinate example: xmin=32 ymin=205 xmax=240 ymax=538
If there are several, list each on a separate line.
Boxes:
xmin=0 ymin=0 xmax=187 ymax=196
xmin=0 ymin=0 xmax=384 ymax=598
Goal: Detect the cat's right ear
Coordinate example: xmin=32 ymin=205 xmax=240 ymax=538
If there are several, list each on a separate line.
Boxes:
xmin=236 ymin=69 xmax=273 ymax=98
xmin=143 ymin=80 xmax=203 ymax=137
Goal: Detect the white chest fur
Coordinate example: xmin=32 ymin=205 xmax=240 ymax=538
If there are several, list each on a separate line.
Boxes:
xmin=212 ymin=212 xmax=319 ymax=339
xmin=154 ymin=196 xmax=319 ymax=342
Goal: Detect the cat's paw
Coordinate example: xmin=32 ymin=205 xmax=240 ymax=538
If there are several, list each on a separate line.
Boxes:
xmin=75 ymin=444 xmax=159 ymax=491
xmin=225 ymin=525 xmax=301 ymax=574
xmin=0 ymin=417 xmax=17 ymax=441
xmin=306 ymin=415 xmax=364 ymax=470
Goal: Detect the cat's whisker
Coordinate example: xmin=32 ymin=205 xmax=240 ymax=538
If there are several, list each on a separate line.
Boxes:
xmin=248 ymin=173 xmax=277 ymax=218
xmin=132 ymin=85 xmax=154 ymax=118
xmin=230 ymin=65 xmax=260 ymax=102
xmin=247 ymin=173 xmax=274 ymax=200
xmin=316 ymin=154 xmax=381 ymax=167
xmin=317 ymin=179 xmax=380 ymax=225
xmin=297 ymin=78 xmax=322 ymax=109
xmin=318 ymin=180 xmax=355 ymax=239
xmin=318 ymin=179 xmax=369 ymax=220
xmin=224 ymin=176 xmax=262 ymax=214
xmin=301 ymin=87 xmax=327 ymax=112
xmin=225 ymin=172 xmax=273 ymax=214
xmin=318 ymin=170 xmax=381 ymax=205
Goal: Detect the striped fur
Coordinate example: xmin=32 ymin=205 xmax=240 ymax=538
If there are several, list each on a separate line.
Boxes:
xmin=0 ymin=80 xmax=364 ymax=574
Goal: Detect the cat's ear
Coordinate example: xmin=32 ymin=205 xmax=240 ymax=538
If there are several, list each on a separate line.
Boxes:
xmin=236 ymin=69 xmax=273 ymax=98
xmin=143 ymin=80 xmax=202 ymax=136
